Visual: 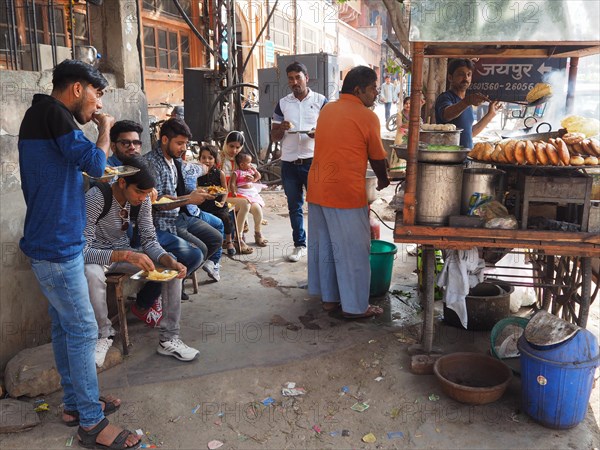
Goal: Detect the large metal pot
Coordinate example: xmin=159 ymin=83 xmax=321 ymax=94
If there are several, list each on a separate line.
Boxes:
xmin=416 ymin=163 xmax=463 ymax=225
xmin=461 ymin=168 xmax=506 ymax=214
xmin=444 ymin=282 xmax=512 ymax=331
xmin=419 ymin=130 xmax=462 ymax=146
xmin=393 ymin=145 xmax=470 ymax=164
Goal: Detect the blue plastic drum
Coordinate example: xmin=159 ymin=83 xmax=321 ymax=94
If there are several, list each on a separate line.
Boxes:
xmin=518 ymin=313 xmax=599 ymax=429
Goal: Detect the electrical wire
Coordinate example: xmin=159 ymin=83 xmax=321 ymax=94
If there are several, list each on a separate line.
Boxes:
xmin=240 ymin=0 xmax=279 ymax=76
xmin=369 ymin=208 xmax=396 ymax=231
xmin=172 ymin=0 xmax=225 ymax=65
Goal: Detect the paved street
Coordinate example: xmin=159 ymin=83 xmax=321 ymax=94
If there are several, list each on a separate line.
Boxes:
xmin=1 ymin=183 xmax=599 ymax=449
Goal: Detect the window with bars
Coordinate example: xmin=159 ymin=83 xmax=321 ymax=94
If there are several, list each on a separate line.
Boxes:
xmin=142 ymin=0 xmax=192 ymax=18
xmin=301 ymin=26 xmax=317 ymax=54
xmin=270 ymin=12 xmax=290 ymax=49
xmin=1 ymin=1 xmax=88 ymax=71
xmin=143 ymin=25 xmax=189 ymax=73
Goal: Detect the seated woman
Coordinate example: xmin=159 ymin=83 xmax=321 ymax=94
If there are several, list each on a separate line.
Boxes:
xmin=219 ymin=131 xmax=266 ymax=253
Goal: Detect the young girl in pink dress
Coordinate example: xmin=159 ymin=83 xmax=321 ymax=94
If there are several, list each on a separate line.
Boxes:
xmin=229 ymin=152 xmax=267 ymax=246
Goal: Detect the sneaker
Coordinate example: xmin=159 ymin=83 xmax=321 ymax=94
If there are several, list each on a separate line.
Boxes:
xmin=202 ymin=260 xmax=219 ymax=281
xmin=157 ymin=338 xmax=199 ymax=361
xmin=131 ymin=301 xmax=163 ymax=327
xmin=207 ymin=263 xmax=221 ymax=281
xmin=95 ymin=337 xmax=113 ymax=367
xmin=288 ymin=246 xmax=307 ymax=262
xmin=210 ymin=263 xmax=221 ymax=282
xmin=145 ymin=305 xmax=163 ymax=328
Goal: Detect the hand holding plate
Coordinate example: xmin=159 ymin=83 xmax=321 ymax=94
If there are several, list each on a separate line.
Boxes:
xmin=172 ymin=261 xmax=187 ymax=279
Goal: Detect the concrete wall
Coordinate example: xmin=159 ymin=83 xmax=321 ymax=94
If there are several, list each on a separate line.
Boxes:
xmin=0 ymin=0 xmax=150 ymax=372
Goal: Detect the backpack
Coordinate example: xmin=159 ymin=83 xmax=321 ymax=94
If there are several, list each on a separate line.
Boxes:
xmin=94 ymin=182 xmax=142 ymax=247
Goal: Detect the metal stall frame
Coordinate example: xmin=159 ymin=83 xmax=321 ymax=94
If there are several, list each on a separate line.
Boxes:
xmin=395 ymin=38 xmax=600 ymax=353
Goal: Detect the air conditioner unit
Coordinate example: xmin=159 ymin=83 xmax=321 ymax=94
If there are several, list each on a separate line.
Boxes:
xmin=21 ymin=44 xmax=71 ymax=71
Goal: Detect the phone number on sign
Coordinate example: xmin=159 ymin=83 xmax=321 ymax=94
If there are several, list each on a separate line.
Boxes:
xmin=470 ymin=82 xmax=536 ymax=91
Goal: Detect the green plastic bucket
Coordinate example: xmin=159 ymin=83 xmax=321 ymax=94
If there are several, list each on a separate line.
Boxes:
xmin=490 ymin=316 xmax=530 ymax=374
xmin=369 ymin=240 xmax=397 ymax=297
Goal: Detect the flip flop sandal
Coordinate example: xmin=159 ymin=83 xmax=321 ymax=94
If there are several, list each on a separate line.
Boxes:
xmin=234 ymin=241 xmax=254 ymax=254
xmin=240 ymin=246 xmax=254 ymax=254
xmin=64 ymin=396 xmax=121 ymax=427
xmin=322 ymin=302 xmax=341 ymax=312
xmin=254 ymin=233 xmax=268 ymax=247
xmin=342 ymin=305 xmax=384 ymax=319
xmin=77 ymin=417 xmax=141 ymax=449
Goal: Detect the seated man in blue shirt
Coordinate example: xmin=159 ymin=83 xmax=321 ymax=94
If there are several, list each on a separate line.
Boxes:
xmin=435 ymin=59 xmax=502 ymax=149
xmin=145 ymin=119 xmax=223 ymax=290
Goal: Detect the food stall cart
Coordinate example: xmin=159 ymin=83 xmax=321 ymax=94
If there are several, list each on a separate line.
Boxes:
xmin=395 ymin=1 xmax=600 ymax=353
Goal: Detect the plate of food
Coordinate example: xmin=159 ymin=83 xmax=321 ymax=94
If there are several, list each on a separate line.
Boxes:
xmin=130 ymin=268 xmax=179 ymax=282
xmin=202 ymin=185 xmax=227 ymax=201
xmin=203 ymin=185 xmax=227 ymax=194
xmin=152 ymin=196 xmax=189 ymax=210
xmin=83 ymin=165 xmax=140 ymax=182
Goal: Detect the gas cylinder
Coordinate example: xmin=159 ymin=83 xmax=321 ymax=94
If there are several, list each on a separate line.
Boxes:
xmin=369 ymin=213 xmax=380 ymax=239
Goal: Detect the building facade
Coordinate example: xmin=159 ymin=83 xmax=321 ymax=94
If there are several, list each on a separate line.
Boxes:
xmin=0 ymin=0 xmax=386 ymax=371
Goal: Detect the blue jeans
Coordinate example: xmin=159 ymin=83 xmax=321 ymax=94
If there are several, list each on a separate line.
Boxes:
xmin=384 ymin=102 xmax=392 ymax=121
xmin=156 ymin=229 xmax=203 ymax=274
xmin=175 ymin=214 xmax=223 ymax=265
xmin=30 ymin=253 xmax=103 ymax=427
xmin=281 ymin=160 xmax=311 ymax=248
xmin=197 ymin=211 xmax=224 ymax=262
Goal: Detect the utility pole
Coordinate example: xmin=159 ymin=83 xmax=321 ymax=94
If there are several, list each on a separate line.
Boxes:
xmin=214 ymin=0 xmax=239 ymax=130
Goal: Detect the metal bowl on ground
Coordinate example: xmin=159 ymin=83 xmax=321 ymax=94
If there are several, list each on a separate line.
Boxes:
xmin=433 ymin=352 xmax=513 ymax=405
xmin=392 ymin=145 xmax=470 ymax=164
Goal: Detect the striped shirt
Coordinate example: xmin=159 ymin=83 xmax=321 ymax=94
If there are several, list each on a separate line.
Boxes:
xmin=83 ymin=186 xmax=167 ymax=266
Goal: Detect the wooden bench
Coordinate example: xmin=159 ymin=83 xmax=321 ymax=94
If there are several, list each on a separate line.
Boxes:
xmin=106 ymin=270 xmax=199 ymax=355
xmin=185 ymin=270 xmax=198 ymax=294
xmin=106 ymin=274 xmax=132 ymax=355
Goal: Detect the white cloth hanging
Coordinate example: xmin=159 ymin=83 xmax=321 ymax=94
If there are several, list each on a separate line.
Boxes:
xmin=437 ymin=248 xmax=486 ymax=328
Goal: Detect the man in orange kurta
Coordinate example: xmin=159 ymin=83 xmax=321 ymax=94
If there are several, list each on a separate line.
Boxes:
xmin=307 ymin=66 xmax=390 ymax=318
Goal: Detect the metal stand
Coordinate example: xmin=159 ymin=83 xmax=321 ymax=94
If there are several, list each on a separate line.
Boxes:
xmin=408 ymin=246 xmax=443 ymax=355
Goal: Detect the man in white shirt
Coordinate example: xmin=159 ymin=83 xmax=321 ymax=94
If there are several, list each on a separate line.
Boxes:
xmin=271 ymin=61 xmax=328 ymax=262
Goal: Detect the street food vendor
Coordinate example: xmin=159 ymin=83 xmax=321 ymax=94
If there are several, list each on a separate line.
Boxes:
xmin=435 ymin=59 xmax=502 ymax=148
xmin=307 ymin=66 xmax=389 ymax=319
